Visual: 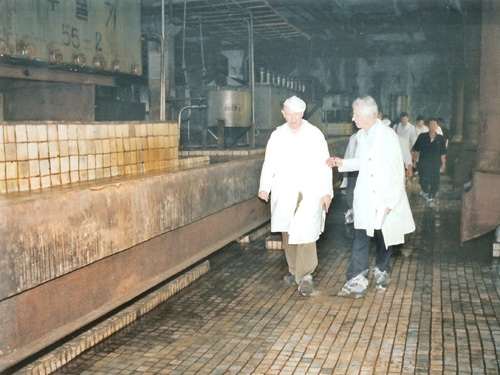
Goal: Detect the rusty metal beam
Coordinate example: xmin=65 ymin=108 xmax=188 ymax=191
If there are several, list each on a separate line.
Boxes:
xmin=0 ymin=196 xmax=269 ymax=372
xmin=461 ymin=172 xmax=500 ymax=243
xmin=460 ymin=0 xmax=500 ymax=243
xmin=0 ymin=63 xmax=116 ymax=86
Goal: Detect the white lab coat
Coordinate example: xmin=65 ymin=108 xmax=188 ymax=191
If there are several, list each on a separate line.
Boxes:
xmin=340 ymin=131 xmax=358 ymax=188
xmin=398 ymin=136 xmax=413 ymax=168
xmin=394 ymin=121 xmax=418 ymax=148
xmin=339 ymin=120 xmax=415 ymax=247
xmin=259 ymin=120 xmax=333 ymax=244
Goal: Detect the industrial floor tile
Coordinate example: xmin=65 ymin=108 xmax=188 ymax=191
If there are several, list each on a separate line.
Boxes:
xmin=19 ymin=176 xmax=500 ymax=374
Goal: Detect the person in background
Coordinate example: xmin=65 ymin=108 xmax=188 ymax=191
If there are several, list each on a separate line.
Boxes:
xmin=258 ymin=95 xmax=333 ymax=297
xmin=412 ymin=118 xmax=447 ymax=208
xmin=412 ymin=115 xmax=428 ymax=176
xmin=381 ymin=118 xmax=413 ymax=179
xmin=394 ymin=111 xmax=418 ymax=155
xmin=437 ymin=117 xmax=451 ymax=149
xmin=341 ymin=122 xmax=359 ymax=225
xmin=415 ymin=115 xmax=429 ymax=136
xmin=378 ymin=112 xmax=413 ymax=179
xmin=326 ymin=96 xmax=415 ymax=298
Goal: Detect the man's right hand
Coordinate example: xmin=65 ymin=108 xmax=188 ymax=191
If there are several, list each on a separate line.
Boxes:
xmin=258 ymin=191 xmax=269 ymax=202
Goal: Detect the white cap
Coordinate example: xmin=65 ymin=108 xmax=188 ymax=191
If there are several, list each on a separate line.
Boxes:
xmin=283 ymin=95 xmax=306 ymax=113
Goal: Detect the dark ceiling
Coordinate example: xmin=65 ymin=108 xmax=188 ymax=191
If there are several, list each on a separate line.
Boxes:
xmin=141 ymin=0 xmax=480 ymax=58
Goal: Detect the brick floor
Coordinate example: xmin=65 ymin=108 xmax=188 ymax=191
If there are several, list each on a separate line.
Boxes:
xmin=17 ymin=177 xmax=500 ymax=374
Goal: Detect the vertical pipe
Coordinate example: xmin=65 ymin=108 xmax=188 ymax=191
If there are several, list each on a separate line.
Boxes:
xmin=151 ymin=33 xmax=166 ymax=122
xmin=199 ymin=17 xmax=206 ymax=85
xmin=161 ymin=0 xmax=165 ymax=121
xmin=162 ymin=0 xmax=165 ymax=42
xmin=182 ymin=1 xmax=188 ymax=86
xmin=247 ymin=12 xmax=255 ymax=148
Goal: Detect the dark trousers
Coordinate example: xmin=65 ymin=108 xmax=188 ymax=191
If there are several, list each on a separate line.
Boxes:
xmin=346 ymin=172 xmax=358 ymax=210
xmin=346 ymin=229 xmax=393 ymax=280
xmin=418 ymin=162 xmax=441 ymax=197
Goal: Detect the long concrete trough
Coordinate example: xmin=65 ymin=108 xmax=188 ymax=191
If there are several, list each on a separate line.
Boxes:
xmin=0 ymin=156 xmax=270 ymax=372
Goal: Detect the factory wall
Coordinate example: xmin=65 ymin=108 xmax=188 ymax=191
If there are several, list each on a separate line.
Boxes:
xmin=308 ymin=53 xmax=455 ymax=127
xmin=0 ymin=121 xmax=180 ymax=193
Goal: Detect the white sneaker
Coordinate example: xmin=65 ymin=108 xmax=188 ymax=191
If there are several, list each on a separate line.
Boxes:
xmin=298 ymin=275 xmax=317 ymax=297
xmin=373 ymin=267 xmax=391 ymax=290
xmin=337 ymin=274 xmax=368 ymax=298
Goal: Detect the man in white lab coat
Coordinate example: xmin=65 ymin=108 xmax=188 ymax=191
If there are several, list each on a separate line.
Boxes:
xmin=258 ymin=96 xmax=333 ymax=297
xmin=327 ymin=96 xmax=415 ymax=298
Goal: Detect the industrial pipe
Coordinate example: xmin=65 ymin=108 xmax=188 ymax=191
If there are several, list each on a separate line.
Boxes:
xmin=199 ymin=17 xmax=207 ymax=84
xmin=178 ymin=104 xmax=207 ymax=145
xmin=182 ymin=1 xmax=188 ymax=85
xmin=161 ymin=0 xmax=165 ymax=121
xmin=157 ymin=33 xmax=166 ymax=122
xmin=167 ymin=97 xmax=205 ymax=102
xmin=245 ymin=12 xmax=255 ymax=147
xmin=142 ymin=32 xmax=166 ymax=122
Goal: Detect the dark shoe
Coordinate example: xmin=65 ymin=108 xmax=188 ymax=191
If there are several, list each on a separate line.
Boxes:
xmin=373 ymin=267 xmax=391 ymax=291
xmin=283 ymin=274 xmax=297 ymax=286
xmin=298 ymin=275 xmax=316 ymax=296
xmin=337 ymin=274 xmax=368 ymax=298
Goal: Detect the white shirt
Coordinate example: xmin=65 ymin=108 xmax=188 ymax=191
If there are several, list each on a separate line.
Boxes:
xmin=395 ymin=121 xmax=418 ymax=149
xmin=415 ymin=124 xmax=429 ymax=136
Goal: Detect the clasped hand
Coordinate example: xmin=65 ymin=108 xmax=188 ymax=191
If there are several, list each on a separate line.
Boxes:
xmin=326 ymin=156 xmax=343 ymax=168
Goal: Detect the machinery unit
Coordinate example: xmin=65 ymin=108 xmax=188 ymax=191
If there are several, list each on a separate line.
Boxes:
xmin=254 ymin=84 xmax=296 ymax=130
xmin=206 ymin=88 xmax=251 ymax=128
xmin=202 ymin=87 xmax=251 ymax=148
xmin=254 ymin=68 xmax=308 ymax=131
xmin=322 ymin=93 xmax=350 ymax=123
xmin=0 ymin=0 xmax=142 ymax=75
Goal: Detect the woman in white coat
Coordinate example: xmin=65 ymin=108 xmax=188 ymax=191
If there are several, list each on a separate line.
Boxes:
xmin=258 ymin=96 xmax=333 ymax=297
xmin=327 ymin=96 xmax=415 ymax=298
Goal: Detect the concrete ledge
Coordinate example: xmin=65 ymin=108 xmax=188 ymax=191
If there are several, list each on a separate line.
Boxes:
xmin=237 ymin=222 xmax=270 ymax=244
xmin=265 ymin=234 xmax=284 ymax=250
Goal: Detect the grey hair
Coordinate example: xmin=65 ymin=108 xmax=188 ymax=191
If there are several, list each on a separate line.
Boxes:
xmin=352 ymin=96 xmax=378 ymax=118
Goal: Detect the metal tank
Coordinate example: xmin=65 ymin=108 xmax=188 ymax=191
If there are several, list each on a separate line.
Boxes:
xmin=206 ymin=88 xmax=251 ymax=128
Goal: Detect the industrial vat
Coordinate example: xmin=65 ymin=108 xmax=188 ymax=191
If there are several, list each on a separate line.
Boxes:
xmin=206 ymin=88 xmax=251 ymax=128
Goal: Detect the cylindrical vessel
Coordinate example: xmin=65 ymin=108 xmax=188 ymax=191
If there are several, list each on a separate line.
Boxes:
xmin=207 ymin=89 xmax=251 ymax=127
